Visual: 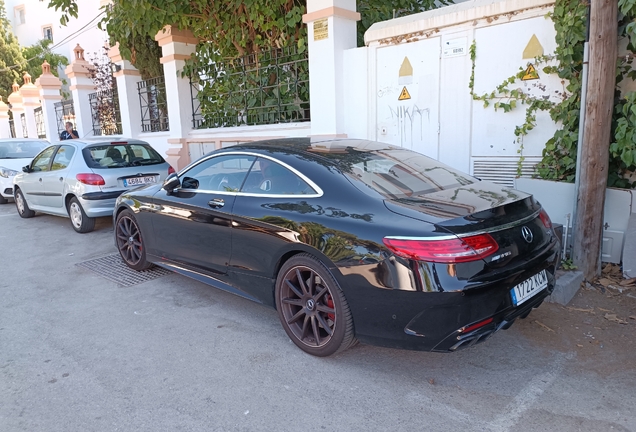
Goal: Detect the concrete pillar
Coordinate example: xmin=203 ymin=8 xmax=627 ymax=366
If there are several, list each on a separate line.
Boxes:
xmin=155 ymin=25 xmax=198 ymax=169
xmin=0 ymin=97 xmax=11 ymax=138
xmin=108 ymin=44 xmax=143 ymax=138
xmin=64 ymin=44 xmax=96 ymax=138
xmin=8 ymin=82 xmax=26 ymax=138
xmin=19 ymin=73 xmax=41 ymax=138
xmin=302 ymin=0 xmax=360 ymax=137
xmin=34 ymin=61 xmax=63 ymax=142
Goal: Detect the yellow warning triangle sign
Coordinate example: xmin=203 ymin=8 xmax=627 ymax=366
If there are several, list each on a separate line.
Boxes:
xmin=522 ymin=64 xmax=539 ymax=81
xmin=398 ymin=86 xmax=411 ymax=101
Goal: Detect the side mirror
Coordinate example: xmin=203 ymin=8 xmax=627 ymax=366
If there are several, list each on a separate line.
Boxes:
xmin=22 ymin=165 xmax=31 ymax=173
xmin=162 ymin=173 xmax=180 ymax=194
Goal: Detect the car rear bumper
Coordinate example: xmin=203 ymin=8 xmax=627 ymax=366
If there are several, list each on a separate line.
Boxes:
xmin=345 ymin=238 xmax=561 ymax=352
xmin=81 ymin=190 xmax=126 ymax=201
xmin=76 ymin=190 xmax=127 ymax=217
xmin=78 ymin=196 xmax=119 ymax=218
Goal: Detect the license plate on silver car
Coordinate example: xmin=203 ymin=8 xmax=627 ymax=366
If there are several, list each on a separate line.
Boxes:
xmin=510 ymin=269 xmax=548 ymax=306
xmin=124 ymin=176 xmax=156 ymax=187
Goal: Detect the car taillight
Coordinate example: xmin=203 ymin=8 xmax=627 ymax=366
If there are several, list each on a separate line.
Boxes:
xmin=382 ymin=234 xmax=499 ymax=263
xmin=168 ymin=166 xmax=175 ymax=175
xmin=539 ymin=209 xmax=552 ymax=229
xmin=76 ymin=173 xmax=105 ymax=186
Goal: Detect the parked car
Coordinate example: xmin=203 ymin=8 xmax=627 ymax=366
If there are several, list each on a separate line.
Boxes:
xmin=13 ymin=138 xmax=174 ymax=233
xmin=0 ymin=138 xmax=50 ymax=204
xmin=113 ymin=138 xmax=560 ymax=356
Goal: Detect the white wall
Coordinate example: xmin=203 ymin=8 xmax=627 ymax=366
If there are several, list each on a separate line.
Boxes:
xmin=346 ymin=0 xmax=557 ymax=184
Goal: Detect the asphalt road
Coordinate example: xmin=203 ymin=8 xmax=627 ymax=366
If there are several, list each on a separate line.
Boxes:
xmin=1 ymin=202 xmax=634 ymax=432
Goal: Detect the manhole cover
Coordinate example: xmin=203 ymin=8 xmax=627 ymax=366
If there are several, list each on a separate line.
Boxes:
xmin=76 ymin=254 xmax=172 ymax=287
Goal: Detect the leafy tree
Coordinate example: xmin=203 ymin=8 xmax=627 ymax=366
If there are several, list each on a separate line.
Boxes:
xmin=0 ymin=0 xmax=26 ymax=101
xmin=22 ymin=39 xmax=69 ymax=83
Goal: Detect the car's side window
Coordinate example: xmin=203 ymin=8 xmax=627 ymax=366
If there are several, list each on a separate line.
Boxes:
xmin=51 ymin=146 xmax=76 ymax=171
xmin=180 ymin=154 xmax=256 ymax=192
xmin=241 ymin=157 xmax=315 ymax=195
xmin=31 ymin=146 xmax=56 ymax=172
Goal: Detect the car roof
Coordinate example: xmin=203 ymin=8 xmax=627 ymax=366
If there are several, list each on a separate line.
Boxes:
xmin=223 ymin=137 xmax=402 ymax=168
xmin=49 ymin=137 xmax=150 ymax=148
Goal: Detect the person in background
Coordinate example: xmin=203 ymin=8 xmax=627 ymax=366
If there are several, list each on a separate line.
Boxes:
xmin=60 ymin=122 xmax=78 ymax=140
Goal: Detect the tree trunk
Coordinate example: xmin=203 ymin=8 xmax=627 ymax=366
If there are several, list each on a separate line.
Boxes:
xmin=572 ymin=0 xmax=618 ymax=280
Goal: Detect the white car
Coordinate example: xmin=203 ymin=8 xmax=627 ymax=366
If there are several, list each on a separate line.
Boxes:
xmin=0 ymin=138 xmax=50 ymax=204
xmin=12 ymin=138 xmax=174 ymax=233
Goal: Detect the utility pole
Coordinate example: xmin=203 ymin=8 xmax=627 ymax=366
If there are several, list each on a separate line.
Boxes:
xmin=572 ymin=0 xmax=618 ymax=280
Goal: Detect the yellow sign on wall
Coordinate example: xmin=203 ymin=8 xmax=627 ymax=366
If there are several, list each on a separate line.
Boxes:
xmin=314 ymin=19 xmax=328 ymax=41
xmin=398 ymin=87 xmax=411 ymax=101
xmin=522 ymin=64 xmax=539 ymax=81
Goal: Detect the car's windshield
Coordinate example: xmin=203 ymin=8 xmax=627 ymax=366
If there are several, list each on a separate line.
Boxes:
xmin=0 ymin=141 xmax=49 ymax=159
xmin=82 ymin=143 xmax=165 ymax=169
xmin=343 ymin=149 xmax=476 ymax=199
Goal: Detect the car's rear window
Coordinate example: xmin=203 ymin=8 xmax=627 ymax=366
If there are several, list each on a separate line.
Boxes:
xmin=0 ymin=141 xmax=48 ymax=159
xmin=343 ymin=149 xmax=475 ymax=199
xmin=82 ymin=143 xmax=165 ymax=169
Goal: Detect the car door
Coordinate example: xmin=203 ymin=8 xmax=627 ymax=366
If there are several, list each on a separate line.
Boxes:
xmin=230 ymin=157 xmax=322 ymax=304
xmin=18 ymin=145 xmax=56 ymax=208
xmin=150 ymin=153 xmax=256 ymax=277
xmin=39 ymin=144 xmax=77 ymax=209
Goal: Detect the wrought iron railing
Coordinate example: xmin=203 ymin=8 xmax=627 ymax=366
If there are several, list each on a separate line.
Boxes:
xmin=8 ymin=119 xmax=16 ymax=138
xmin=20 ymin=113 xmax=27 ymax=138
xmin=189 ymin=47 xmax=310 ymax=129
xmin=54 ymin=99 xmax=75 ymax=137
xmin=137 ymin=76 xmax=169 ymax=132
xmin=89 ymin=87 xmax=123 ymax=136
xmin=34 ymin=106 xmax=46 ymax=139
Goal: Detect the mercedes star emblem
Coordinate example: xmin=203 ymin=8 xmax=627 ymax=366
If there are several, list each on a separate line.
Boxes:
xmin=521 ymin=226 xmax=533 ymax=243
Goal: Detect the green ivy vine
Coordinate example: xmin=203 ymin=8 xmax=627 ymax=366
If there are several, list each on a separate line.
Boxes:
xmin=469 ymin=41 xmax=561 ymax=175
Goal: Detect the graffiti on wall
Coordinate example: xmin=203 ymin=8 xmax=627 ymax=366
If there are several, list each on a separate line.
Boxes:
xmin=388 ymin=104 xmax=430 ymax=149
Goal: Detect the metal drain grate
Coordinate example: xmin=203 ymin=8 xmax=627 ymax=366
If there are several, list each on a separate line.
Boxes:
xmin=76 ymin=254 xmax=173 ymax=287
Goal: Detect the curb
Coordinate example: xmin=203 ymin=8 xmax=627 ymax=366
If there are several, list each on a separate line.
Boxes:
xmin=547 ymin=270 xmax=584 ymax=306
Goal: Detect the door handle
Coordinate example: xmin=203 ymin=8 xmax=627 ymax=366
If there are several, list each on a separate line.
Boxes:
xmin=59 ymin=177 xmax=64 ymax=182
xmin=38 ymin=178 xmax=43 ymax=182
xmin=208 ymin=199 xmax=225 ymax=208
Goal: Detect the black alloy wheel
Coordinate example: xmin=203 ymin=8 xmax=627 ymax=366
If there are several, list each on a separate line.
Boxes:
xmin=14 ymin=188 xmax=35 ymax=218
xmin=115 ymin=210 xmax=152 ymax=271
xmin=275 ymin=254 xmax=356 ymax=357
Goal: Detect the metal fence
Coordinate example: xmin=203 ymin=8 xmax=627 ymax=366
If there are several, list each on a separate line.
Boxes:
xmin=54 ymin=100 xmax=76 ymax=137
xmin=189 ymin=47 xmax=310 ymax=129
xmin=20 ymin=113 xmax=27 ymax=138
xmin=89 ymin=88 xmax=123 ymax=136
xmin=8 ymin=119 xmax=16 ymax=138
xmin=34 ymin=106 xmax=46 ymax=139
xmin=137 ymin=76 xmax=169 ymax=132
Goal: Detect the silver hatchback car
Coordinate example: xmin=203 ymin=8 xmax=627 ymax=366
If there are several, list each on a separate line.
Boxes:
xmin=13 ymin=138 xmax=174 ymax=233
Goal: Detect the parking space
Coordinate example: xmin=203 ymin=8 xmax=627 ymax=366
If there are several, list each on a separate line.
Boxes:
xmin=1 ymin=203 xmax=634 ymax=432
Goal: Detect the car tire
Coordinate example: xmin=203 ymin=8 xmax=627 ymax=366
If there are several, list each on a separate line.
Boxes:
xmin=0 ymin=195 xmax=7 ymax=204
xmin=14 ymin=188 xmax=35 ymax=218
xmin=68 ymin=197 xmax=96 ymax=233
xmin=115 ymin=209 xmax=152 ymax=271
xmin=275 ymin=254 xmax=356 ymax=357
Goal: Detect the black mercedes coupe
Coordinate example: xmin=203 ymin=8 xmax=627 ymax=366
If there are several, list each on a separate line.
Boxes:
xmin=113 ymin=138 xmax=560 ymax=356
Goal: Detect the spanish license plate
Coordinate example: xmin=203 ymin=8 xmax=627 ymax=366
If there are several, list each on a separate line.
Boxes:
xmin=510 ymin=269 xmax=548 ymax=306
xmin=124 ymin=176 xmax=156 ymax=187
